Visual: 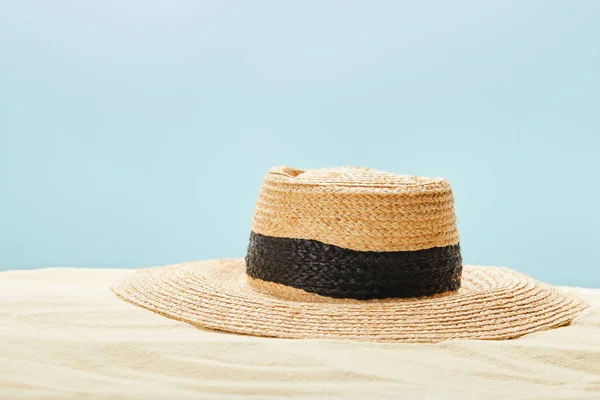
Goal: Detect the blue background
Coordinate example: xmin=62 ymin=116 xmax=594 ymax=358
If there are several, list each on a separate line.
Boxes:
xmin=1 ymin=1 xmax=598 ymax=287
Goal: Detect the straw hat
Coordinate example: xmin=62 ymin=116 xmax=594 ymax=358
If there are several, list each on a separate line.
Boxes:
xmin=112 ymin=166 xmax=587 ymax=343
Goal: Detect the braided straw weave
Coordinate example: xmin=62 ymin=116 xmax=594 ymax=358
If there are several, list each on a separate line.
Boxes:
xmin=112 ymin=166 xmax=588 ymax=342
xmin=252 ymin=166 xmax=458 ymax=252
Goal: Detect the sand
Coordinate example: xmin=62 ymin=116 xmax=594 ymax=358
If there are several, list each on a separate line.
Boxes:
xmin=1 ymin=268 xmax=599 ymax=399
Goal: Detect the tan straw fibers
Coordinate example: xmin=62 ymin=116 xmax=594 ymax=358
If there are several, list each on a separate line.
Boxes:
xmin=253 ymin=166 xmax=458 ymax=251
xmin=112 ymin=260 xmax=587 ymax=342
xmin=112 ymin=166 xmax=588 ymax=342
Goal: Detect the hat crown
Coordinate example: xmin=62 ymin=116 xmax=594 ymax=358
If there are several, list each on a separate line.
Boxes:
xmin=251 ymin=166 xmax=459 ymax=252
xmin=270 ymin=166 xmax=443 ymax=188
xmin=246 ymin=166 xmax=462 ymax=300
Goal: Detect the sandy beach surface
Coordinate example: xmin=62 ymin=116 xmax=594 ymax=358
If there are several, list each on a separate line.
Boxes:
xmin=1 ymin=267 xmax=599 ymax=399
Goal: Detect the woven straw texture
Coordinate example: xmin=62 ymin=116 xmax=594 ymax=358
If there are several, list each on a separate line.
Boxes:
xmin=112 ymin=259 xmax=587 ymax=342
xmin=112 ymin=166 xmax=588 ymax=342
xmin=252 ymin=166 xmax=458 ymax=252
xmin=246 ymin=232 xmax=462 ymax=299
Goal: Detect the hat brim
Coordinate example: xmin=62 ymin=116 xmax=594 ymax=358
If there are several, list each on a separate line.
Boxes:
xmin=111 ymin=259 xmax=587 ymax=343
